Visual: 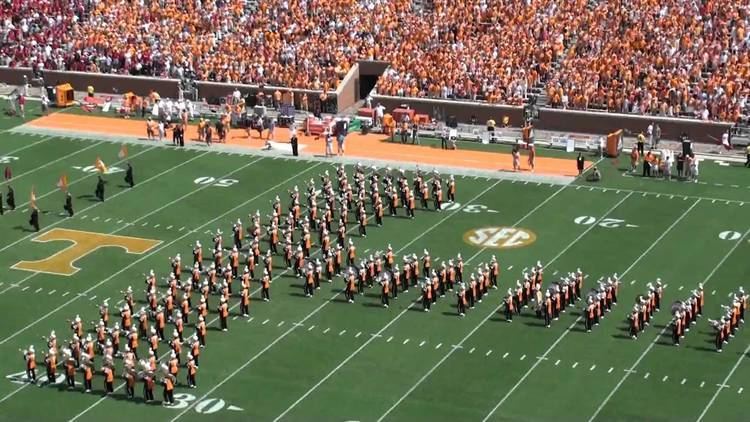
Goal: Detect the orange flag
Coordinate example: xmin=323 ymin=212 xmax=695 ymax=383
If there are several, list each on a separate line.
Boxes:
xmin=94 ymin=157 xmax=108 ymax=174
xmin=56 ymin=174 xmax=68 ymax=191
xmin=117 ymin=144 xmax=128 ymax=160
xmin=30 ymin=186 xmax=37 ymax=209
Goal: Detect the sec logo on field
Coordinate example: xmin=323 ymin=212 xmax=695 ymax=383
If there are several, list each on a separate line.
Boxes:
xmin=463 ymin=227 xmax=537 ymax=249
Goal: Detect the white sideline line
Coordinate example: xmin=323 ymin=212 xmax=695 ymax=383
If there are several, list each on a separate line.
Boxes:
xmin=0 ymin=159 xmax=315 ymax=348
xmin=482 ymin=197 xmax=702 ymax=422
xmin=588 ymin=225 xmax=750 ymax=422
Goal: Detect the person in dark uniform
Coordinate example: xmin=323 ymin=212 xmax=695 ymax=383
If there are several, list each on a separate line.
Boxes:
xmin=29 ymin=206 xmax=39 ymax=232
xmin=176 ymin=125 xmax=185 ymax=147
xmin=63 ymin=191 xmax=74 ymax=217
xmin=124 ymin=163 xmax=134 ymax=188
xmin=172 ymin=124 xmax=180 ymax=146
xmin=6 ymin=185 xmax=15 ymax=210
xmin=0 ymin=190 xmax=3 ymax=215
xmin=95 ymin=176 xmax=105 ymax=202
xmin=576 ymin=153 xmax=584 ymax=176
xmin=290 ymin=132 xmax=299 ymax=156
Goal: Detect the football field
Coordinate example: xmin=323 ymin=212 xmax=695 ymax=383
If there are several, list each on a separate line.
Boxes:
xmin=0 ymin=114 xmax=749 ymax=422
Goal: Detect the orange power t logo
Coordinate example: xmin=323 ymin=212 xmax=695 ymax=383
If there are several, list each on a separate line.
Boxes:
xmin=12 ymin=228 xmax=162 ymax=276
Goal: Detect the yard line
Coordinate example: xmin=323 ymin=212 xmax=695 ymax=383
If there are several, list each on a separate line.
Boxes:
xmin=587 ymin=225 xmax=750 ymax=422
xmin=0 ymin=272 xmax=38 ymax=295
xmin=0 ymin=140 xmax=103 ymax=185
xmin=0 ymin=161 xmax=320 ymax=347
xmin=481 ymin=198 xmax=701 ymax=422
xmin=696 ymin=343 xmax=750 ymax=421
xmin=373 ymin=192 xmax=634 ymax=420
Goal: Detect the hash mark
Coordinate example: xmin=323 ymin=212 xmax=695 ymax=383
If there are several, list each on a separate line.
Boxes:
xmin=644 ymin=373 xmax=650 ymax=379
xmin=141 ymin=222 xmax=148 ymax=226
xmin=89 ymin=295 xmax=97 ymax=301
xmin=105 ymin=218 xmax=111 ymax=222
xmin=681 ymin=378 xmax=686 ymax=385
xmin=590 ymin=365 xmax=596 ymax=371
xmin=34 ymin=287 xmax=43 ymax=293
xmin=700 ymin=381 xmax=705 ymax=388
xmin=503 ymin=352 xmax=509 ymax=359
xmin=339 ymin=329 xmax=346 ymax=336
xmin=608 ymin=367 xmax=614 ymax=374
xmin=154 ymin=224 xmax=160 ymax=228
xmin=403 ymin=339 xmax=410 ymax=345
xmin=572 ymin=362 xmax=578 ymax=368
xmin=435 ymin=343 xmax=442 ymax=349
xmin=469 ymin=347 xmax=475 ymax=354
xmin=248 ymin=317 xmax=254 ymax=323
xmin=662 ymin=375 xmax=669 ymax=382
xmin=307 ymin=325 xmax=315 ymax=331
xmin=419 ymin=340 xmax=426 ymax=347
xmin=117 ymin=219 xmax=124 ymax=224
xmin=630 ymin=280 xmax=636 ymax=285
xmin=262 ymin=319 xmax=269 ymax=325
xmin=355 ymin=331 xmax=361 ymax=338
xmin=48 ymin=290 xmax=56 ymax=295
xmin=277 ymin=321 xmax=285 ymax=327
xmin=166 ymin=225 xmax=173 ymax=230
xmin=387 ymin=336 xmax=393 ymax=343
xmin=21 ymin=286 xmax=30 ymax=291
xmin=62 ymin=291 xmax=70 ymax=297
xmin=485 ymin=350 xmax=492 ymax=357
xmin=81 ymin=215 xmax=88 ymax=220
xmin=521 ymin=354 xmax=527 ymax=361
xmin=322 ymin=327 xmax=330 ymax=334
xmin=554 ymin=359 xmax=560 ymax=366
xmin=232 ymin=316 xmax=238 ymax=320
xmin=179 ymin=227 xmax=185 ymax=231
xmin=739 ymin=387 xmax=744 ymax=394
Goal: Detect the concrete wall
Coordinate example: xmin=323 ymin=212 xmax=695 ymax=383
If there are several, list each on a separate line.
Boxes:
xmin=335 ymin=63 xmax=359 ymax=112
xmin=0 ymin=67 xmax=180 ymax=97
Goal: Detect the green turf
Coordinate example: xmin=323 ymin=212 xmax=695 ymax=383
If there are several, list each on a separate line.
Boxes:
xmin=0 ymin=122 xmax=748 ymax=422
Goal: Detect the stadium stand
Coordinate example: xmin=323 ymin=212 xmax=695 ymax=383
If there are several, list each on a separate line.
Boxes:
xmin=0 ymin=0 xmax=748 ymax=123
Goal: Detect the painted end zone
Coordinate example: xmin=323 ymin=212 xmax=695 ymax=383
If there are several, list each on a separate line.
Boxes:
xmin=11 ymin=228 xmax=161 ymax=276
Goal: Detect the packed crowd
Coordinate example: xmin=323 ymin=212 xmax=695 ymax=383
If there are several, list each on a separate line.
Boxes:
xmin=1 ymin=0 xmax=749 ymax=121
